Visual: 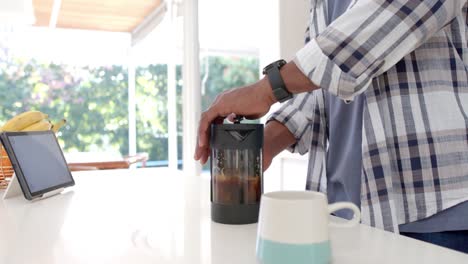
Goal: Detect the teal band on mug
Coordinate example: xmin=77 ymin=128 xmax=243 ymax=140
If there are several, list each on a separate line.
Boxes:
xmin=256 ymin=237 xmax=331 ymax=264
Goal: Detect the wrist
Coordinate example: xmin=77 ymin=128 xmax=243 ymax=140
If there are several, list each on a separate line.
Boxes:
xmin=264 ymin=120 xmax=296 ymax=157
xmin=280 ymin=61 xmax=318 ymax=93
xmin=258 ymin=77 xmax=277 ymax=106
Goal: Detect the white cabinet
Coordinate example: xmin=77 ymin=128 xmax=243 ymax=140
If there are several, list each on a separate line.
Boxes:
xmin=264 ymin=151 xmax=309 ymax=192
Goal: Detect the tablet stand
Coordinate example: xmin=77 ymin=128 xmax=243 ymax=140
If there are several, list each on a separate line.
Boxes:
xmin=3 ymin=173 xmax=21 ymax=199
xmin=3 ymin=173 xmax=65 ymax=201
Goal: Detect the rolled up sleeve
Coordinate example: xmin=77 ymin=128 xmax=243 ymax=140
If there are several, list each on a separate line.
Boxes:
xmin=295 ymin=0 xmax=465 ymax=101
xmin=268 ymin=92 xmax=318 ymax=155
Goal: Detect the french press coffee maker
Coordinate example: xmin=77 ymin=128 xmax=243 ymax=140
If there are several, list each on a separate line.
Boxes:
xmin=210 ymin=117 xmax=263 ymax=224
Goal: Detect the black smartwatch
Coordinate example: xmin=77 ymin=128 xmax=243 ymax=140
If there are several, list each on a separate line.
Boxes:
xmin=262 ymin=59 xmax=292 ymax=103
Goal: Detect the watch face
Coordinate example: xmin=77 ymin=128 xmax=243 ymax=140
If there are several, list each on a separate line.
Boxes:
xmin=276 ymin=60 xmax=287 ymax=68
xmin=263 ymin=59 xmax=287 ymax=75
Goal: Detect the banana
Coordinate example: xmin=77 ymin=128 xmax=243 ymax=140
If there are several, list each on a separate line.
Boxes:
xmin=1 ymin=111 xmax=49 ymax=132
xmin=21 ymin=119 xmax=52 ymax=131
xmin=51 ymin=119 xmax=67 ymax=133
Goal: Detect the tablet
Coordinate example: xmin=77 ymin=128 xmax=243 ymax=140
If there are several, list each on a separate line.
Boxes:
xmin=1 ymin=130 xmax=74 ymax=200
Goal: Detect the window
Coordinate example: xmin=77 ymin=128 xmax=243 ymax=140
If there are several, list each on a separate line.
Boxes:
xmin=200 ymin=56 xmax=259 ymax=111
xmin=0 ymin=49 xmax=130 ymax=154
xmin=135 ymin=64 xmax=184 ymax=168
xmin=0 ymin=0 xmax=264 ymax=170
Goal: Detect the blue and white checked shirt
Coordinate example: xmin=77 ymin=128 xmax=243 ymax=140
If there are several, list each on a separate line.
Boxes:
xmin=269 ymin=0 xmax=468 ymax=232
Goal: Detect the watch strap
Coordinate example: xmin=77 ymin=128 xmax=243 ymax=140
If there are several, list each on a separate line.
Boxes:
xmin=263 ymin=60 xmax=292 ymax=103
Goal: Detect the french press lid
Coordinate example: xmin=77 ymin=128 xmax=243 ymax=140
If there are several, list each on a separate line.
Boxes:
xmin=210 ymin=117 xmax=263 ymax=150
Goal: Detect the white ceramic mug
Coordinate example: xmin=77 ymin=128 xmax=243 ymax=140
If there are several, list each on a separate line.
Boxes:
xmin=256 ymin=191 xmax=361 ymax=264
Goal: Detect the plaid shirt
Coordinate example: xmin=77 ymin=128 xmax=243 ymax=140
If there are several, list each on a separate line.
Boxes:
xmin=269 ymin=0 xmax=468 ymax=232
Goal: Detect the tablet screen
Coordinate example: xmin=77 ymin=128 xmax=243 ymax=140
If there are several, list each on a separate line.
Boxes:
xmin=7 ymin=132 xmax=73 ymax=194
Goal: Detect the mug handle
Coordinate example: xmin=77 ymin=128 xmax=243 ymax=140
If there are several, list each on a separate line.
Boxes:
xmin=328 ymin=202 xmax=361 ymax=228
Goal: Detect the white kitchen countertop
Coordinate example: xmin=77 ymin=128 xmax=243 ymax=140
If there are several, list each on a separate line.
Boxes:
xmin=0 ymin=168 xmax=467 ymax=264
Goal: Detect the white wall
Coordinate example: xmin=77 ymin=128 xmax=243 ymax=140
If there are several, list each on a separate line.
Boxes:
xmin=278 ymin=0 xmax=310 ymax=61
xmin=259 ymin=0 xmax=309 ymax=64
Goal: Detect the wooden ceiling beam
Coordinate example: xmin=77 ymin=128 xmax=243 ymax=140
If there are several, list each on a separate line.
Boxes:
xmin=131 ymin=1 xmax=167 ymax=46
xmin=33 ymin=0 xmax=54 ymax=26
xmin=33 ymin=0 xmax=163 ymax=33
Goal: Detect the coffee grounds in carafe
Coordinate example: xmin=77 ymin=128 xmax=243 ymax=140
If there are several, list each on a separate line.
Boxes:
xmin=213 ymin=174 xmax=261 ymax=205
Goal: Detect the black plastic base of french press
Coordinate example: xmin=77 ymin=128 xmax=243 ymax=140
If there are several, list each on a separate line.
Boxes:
xmin=211 ymin=203 xmax=259 ymax=225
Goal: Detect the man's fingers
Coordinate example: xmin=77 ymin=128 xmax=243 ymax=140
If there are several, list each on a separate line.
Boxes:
xmin=200 ymin=150 xmax=210 ymax=165
xmin=194 ymin=143 xmax=210 ymax=163
xmin=198 ymin=110 xmax=218 ymax=147
xmin=214 ymin=116 xmax=225 ymax=124
xmin=195 ymin=106 xmax=227 ymax=163
xmin=194 ymin=142 xmax=203 ymax=160
xmin=227 ymin=113 xmax=236 ymax=123
xmin=194 ymin=147 xmax=209 ymax=165
xmin=198 ymin=107 xmax=230 ymax=146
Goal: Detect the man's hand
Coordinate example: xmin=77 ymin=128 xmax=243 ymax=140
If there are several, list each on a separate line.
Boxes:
xmin=194 ymin=78 xmax=276 ymax=165
xmin=263 ymin=146 xmax=274 ymax=172
xmin=262 ymin=120 xmax=296 ymax=171
xmin=194 ymin=61 xmax=316 ymax=165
